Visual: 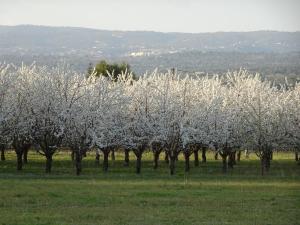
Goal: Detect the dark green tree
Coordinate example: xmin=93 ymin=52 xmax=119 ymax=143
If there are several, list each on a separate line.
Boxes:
xmin=88 ymin=60 xmax=136 ymax=81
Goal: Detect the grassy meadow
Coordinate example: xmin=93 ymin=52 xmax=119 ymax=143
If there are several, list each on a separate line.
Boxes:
xmin=0 ymin=150 xmax=299 ymax=225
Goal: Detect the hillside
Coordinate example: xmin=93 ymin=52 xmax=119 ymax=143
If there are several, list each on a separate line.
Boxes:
xmin=0 ymin=25 xmax=300 ymax=82
xmin=1 ymin=25 xmax=300 ymax=57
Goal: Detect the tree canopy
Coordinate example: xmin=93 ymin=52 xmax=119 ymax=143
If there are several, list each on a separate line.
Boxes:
xmin=1 ymin=63 xmax=299 ymax=175
xmin=88 ymin=60 xmax=136 ymax=81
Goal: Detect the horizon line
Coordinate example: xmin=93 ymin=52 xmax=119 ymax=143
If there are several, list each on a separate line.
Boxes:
xmin=1 ymin=24 xmax=300 ymax=34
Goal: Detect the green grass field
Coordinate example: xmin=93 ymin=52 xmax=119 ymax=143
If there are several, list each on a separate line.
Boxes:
xmin=0 ymin=150 xmax=299 ymax=225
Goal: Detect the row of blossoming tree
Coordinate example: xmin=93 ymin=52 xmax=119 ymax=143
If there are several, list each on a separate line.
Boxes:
xmin=0 ymin=63 xmax=299 ymax=175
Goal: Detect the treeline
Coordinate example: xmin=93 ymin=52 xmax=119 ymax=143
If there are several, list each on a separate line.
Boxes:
xmin=0 ymin=63 xmax=299 ymax=175
xmin=2 ymin=52 xmax=300 ymax=85
xmin=126 ymin=51 xmax=300 ymax=84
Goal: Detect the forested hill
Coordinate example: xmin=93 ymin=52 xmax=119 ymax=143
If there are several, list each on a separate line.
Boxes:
xmin=1 ymin=25 xmax=300 ymax=57
xmin=1 ymin=25 xmax=300 ymax=83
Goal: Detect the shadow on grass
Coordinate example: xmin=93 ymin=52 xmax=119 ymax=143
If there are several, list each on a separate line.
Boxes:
xmin=0 ymin=150 xmax=299 ymax=183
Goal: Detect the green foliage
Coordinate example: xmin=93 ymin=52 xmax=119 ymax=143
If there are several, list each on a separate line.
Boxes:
xmin=89 ymin=60 xmax=136 ymax=81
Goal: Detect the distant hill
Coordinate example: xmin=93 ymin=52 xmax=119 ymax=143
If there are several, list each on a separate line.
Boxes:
xmin=0 ymin=25 xmax=300 ymax=83
xmin=1 ymin=25 xmax=300 ymax=58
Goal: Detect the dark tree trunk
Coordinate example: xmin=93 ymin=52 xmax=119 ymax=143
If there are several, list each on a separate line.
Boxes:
xmin=16 ymin=152 xmax=23 ymax=171
xmin=184 ymin=152 xmax=190 ymax=172
xmin=165 ymin=152 xmax=169 ymax=164
xmin=136 ymin=152 xmax=142 ymax=174
xmin=23 ymin=146 xmax=29 ymax=164
xmin=45 ymin=154 xmax=53 ymax=173
xmin=265 ymin=152 xmax=272 ymax=172
xmin=95 ymin=151 xmax=100 ymax=166
xmin=214 ymin=152 xmax=219 ymax=160
xmin=228 ymin=152 xmax=235 ymax=169
xmin=103 ymin=150 xmax=109 ymax=172
xmin=261 ymin=150 xmax=271 ymax=176
xmin=261 ymin=155 xmax=266 ymax=176
xmin=232 ymin=151 xmax=237 ymax=165
xmin=202 ymin=147 xmax=207 ymax=163
xmin=237 ymin=151 xmax=241 ymax=162
xmin=295 ymin=152 xmax=299 ymax=161
xmin=75 ymin=151 xmax=82 ymax=176
xmin=221 ymin=154 xmax=228 ymax=173
xmin=261 ymin=158 xmax=265 ymax=176
xmin=0 ymin=148 xmax=5 ymax=161
xmin=124 ymin=149 xmax=130 ymax=166
xmin=153 ymin=151 xmax=160 ymax=169
xmin=71 ymin=150 xmax=75 ymax=161
xmin=169 ymin=155 xmax=176 ymax=175
xmin=111 ymin=149 xmax=115 ymax=161
xmin=193 ymin=150 xmax=199 ymax=167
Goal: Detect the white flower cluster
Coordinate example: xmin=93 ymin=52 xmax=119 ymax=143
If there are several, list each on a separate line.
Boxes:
xmin=0 ymin=63 xmax=299 ymax=173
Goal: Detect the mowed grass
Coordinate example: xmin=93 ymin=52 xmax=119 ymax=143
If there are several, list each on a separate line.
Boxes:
xmin=0 ymin=150 xmax=299 ymax=225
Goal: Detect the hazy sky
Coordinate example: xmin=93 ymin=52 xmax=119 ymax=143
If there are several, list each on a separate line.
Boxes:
xmin=0 ymin=0 xmax=299 ymax=33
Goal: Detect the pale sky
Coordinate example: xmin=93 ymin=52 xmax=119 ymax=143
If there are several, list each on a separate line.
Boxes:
xmin=0 ymin=0 xmax=299 ymax=33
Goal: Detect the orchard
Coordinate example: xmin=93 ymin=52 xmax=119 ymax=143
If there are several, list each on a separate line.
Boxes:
xmin=0 ymin=63 xmax=299 ymax=175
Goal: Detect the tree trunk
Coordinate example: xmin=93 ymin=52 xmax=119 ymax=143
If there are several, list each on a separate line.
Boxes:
xmin=261 ymin=150 xmax=271 ymax=176
xmin=23 ymin=147 xmax=29 ymax=164
xmin=202 ymin=147 xmax=207 ymax=163
xmin=221 ymin=154 xmax=228 ymax=173
xmin=153 ymin=151 xmax=160 ymax=169
xmin=0 ymin=148 xmax=5 ymax=161
xmin=124 ymin=149 xmax=130 ymax=166
xmin=184 ymin=152 xmax=190 ymax=172
xmin=111 ymin=149 xmax=115 ymax=161
xmin=214 ymin=152 xmax=219 ymax=160
xmin=16 ymin=152 xmax=23 ymax=171
xmin=295 ymin=152 xmax=299 ymax=161
xmin=165 ymin=152 xmax=169 ymax=164
xmin=45 ymin=154 xmax=53 ymax=173
xmin=237 ymin=151 xmax=241 ymax=162
xmin=71 ymin=150 xmax=75 ymax=162
xmin=193 ymin=150 xmax=199 ymax=167
xmin=75 ymin=151 xmax=82 ymax=176
xmin=261 ymin=155 xmax=266 ymax=176
xmin=136 ymin=152 xmax=142 ymax=174
xmin=228 ymin=152 xmax=235 ymax=169
xmin=103 ymin=150 xmax=109 ymax=172
xmin=266 ymin=151 xmax=271 ymax=172
xmin=95 ymin=151 xmax=100 ymax=166
xmin=169 ymin=154 xmax=176 ymax=175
